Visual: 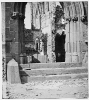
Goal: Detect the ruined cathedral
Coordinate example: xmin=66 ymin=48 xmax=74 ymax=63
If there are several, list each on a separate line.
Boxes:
xmin=2 ymin=2 xmax=88 ymax=98
xmin=2 ymin=2 xmax=88 ymax=64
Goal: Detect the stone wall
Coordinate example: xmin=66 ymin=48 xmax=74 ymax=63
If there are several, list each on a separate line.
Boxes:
xmin=64 ymin=2 xmax=88 ymax=63
xmin=2 ymin=2 xmax=88 ymax=64
xmin=5 ymin=3 xmax=13 ymax=62
xmin=40 ymin=2 xmax=56 ymax=62
xmin=2 ymin=2 xmax=21 ymax=62
xmin=30 ymin=1 xmax=88 ymax=63
xmin=3 ymin=2 xmax=27 ymax=63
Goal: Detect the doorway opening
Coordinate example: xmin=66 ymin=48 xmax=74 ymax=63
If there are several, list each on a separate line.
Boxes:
xmin=55 ymin=31 xmax=65 ymax=62
xmin=24 ymin=2 xmax=31 ymax=29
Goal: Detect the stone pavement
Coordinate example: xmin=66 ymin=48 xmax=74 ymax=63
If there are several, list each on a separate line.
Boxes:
xmin=5 ymin=78 xmax=88 ymax=99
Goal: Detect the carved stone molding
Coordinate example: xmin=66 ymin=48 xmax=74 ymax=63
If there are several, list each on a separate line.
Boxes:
xmin=81 ymin=15 xmax=87 ymax=22
xmin=11 ymin=12 xmax=25 ymax=19
xmin=72 ymin=16 xmax=78 ymax=22
xmin=19 ymin=13 xmax=25 ymax=19
xmin=66 ymin=17 xmax=71 ymax=22
xmin=11 ymin=12 xmax=19 ymax=19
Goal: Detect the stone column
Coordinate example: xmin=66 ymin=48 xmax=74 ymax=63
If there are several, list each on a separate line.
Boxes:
xmin=79 ymin=4 xmax=83 ymax=63
xmin=2 ymin=2 xmax=6 ymax=81
xmin=73 ymin=20 xmax=77 ymax=53
xmin=65 ymin=24 xmax=71 ymax=62
xmin=52 ymin=33 xmax=56 ymax=62
xmin=65 ymin=7 xmax=72 ymax=62
xmin=19 ymin=13 xmax=25 ymax=53
xmin=10 ymin=12 xmax=25 ymax=63
xmin=65 ymin=7 xmax=69 ymax=62
xmin=51 ymin=17 xmax=56 ymax=62
xmin=78 ymin=2 xmax=86 ymax=63
xmin=47 ymin=22 xmax=52 ymax=63
xmin=71 ymin=3 xmax=79 ymax=63
xmin=72 ymin=20 xmax=78 ymax=62
xmin=75 ymin=2 xmax=85 ymax=63
xmin=70 ymin=5 xmax=75 ymax=62
xmin=2 ymin=3 xmax=8 ymax=98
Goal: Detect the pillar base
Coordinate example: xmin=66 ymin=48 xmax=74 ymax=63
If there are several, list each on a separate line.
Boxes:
xmin=72 ymin=52 xmax=79 ymax=63
xmin=7 ymin=59 xmax=21 ymax=84
xmin=65 ymin=53 xmax=72 ymax=63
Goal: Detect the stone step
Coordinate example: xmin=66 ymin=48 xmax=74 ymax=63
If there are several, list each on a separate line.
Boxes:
xmin=21 ymin=73 xmax=88 ymax=83
xmin=20 ymin=62 xmax=82 ymax=69
xmin=20 ymin=67 xmax=88 ymax=76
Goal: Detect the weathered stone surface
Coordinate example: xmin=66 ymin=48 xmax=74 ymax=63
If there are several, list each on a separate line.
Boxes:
xmin=6 ymin=78 xmax=88 ymax=99
xmin=11 ymin=42 xmax=21 ymax=54
xmin=5 ymin=28 xmax=10 ymax=38
xmin=20 ymin=63 xmax=82 ymax=69
xmin=20 ymin=67 xmax=88 ymax=76
xmin=7 ymin=59 xmax=21 ymax=84
xmin=2 ymin=2 xmax=88 ymax=64
xmin=20 ymin=62 xmax=88 ymax=83
xmin=82 ymin=52 xmax=88 ymax=64
xmin=5 ymin=2 xmax=11 ymax=7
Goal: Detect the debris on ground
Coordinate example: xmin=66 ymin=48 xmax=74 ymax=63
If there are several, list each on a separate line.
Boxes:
xmin=3 ymin=78 xmax=88 ymax=99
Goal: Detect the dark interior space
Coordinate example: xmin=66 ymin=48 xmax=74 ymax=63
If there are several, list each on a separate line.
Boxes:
xmin=55 ymin=31 xmax=66 ymax=62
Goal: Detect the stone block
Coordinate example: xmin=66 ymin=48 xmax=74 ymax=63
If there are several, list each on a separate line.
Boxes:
xmin=9 ymin=31 xmax=15 ymax=40
xmin=5 ymin=28 xmax=10 ymax=38
xmin=10 ymin=19 xmax=16 ymax=25
xmin=7 ymin=59 xmax=21 ymax=84
xmin=72 ymin=52 xmax=79 ymax=63
xmin=81 ymin=42 xmax=87 ymax=52
xmin=6 ymin=53 xmax=12 ymax=63
xmin=65 ymin=53 xmax=72 ymax=62
xmin=11 ymin=42 xmax=21 ymax=54
xmin=10 ymin=22 xmax=17 ymax=32
xmin=6 ymin=19 xmax=10 ymax=28
xmin=5 ymin=2 xmax=11 ymax=7
xmin=82 ymin=52 xmax=88 ymax=64
xmin=5 ymin=8 xmax=11 ymax=27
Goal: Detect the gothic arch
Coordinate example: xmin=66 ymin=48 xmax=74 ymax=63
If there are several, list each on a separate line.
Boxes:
xmin=79 ymin=2 xmax=84 ymax=16
xmin=14 ymin=2 xmax=27 ymax=15
xmin=63 ymin=2 xmax=88 ymax=62
xmin=12 ymin=2 xmax=88 ymax=63
xmin=12 ymin=2 xmax=28 ymax=56
xmin=14 ymin=2 xmax=21 ymax=12
xmin=21 ymin=2 xmax=27 ymax=15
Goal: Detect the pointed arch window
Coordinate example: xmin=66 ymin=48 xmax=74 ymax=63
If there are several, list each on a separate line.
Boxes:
xmin=42 ymin=2 xmax=45 ymax=14
xmin=35 ymin=38 xmax=40 ymax=52
xmin=48 ymin=2 xmax=49 ymax=11
xmin=24 ymin=3 xmax=31 ymax=29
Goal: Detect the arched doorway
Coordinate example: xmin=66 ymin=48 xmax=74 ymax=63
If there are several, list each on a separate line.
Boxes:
xmin=12 ymin=2 xmax=88 ymax=63
xmin=55 ymin=31 xmax=65 ymax=62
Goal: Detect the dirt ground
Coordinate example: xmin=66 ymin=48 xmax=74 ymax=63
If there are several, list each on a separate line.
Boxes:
xmin=3 ymin=78 xmax=88 ymax=99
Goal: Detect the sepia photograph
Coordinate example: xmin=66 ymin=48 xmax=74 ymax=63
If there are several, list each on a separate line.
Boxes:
xmin=1 ymin=1 xmax=88 ymax=99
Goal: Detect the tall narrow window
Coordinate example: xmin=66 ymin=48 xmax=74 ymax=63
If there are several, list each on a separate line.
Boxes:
xmin=43 ymin=2 xmax=45 ymax=14
xmin=36 ymin=43 xmax=38 ymax=51
xmin=35 ymin=38 xmax=40 ymax=52
xmin=24 ymin=3 xmax=31 ymax=29
xmin=48 ymin=2 xmax=49 ymax=11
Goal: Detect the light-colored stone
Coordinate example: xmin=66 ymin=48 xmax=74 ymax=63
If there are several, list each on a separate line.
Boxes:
xmin=7 ymin=59 xmax=21 ymax=84
xmin=72 ymin=52 xmax=79 ymax=63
